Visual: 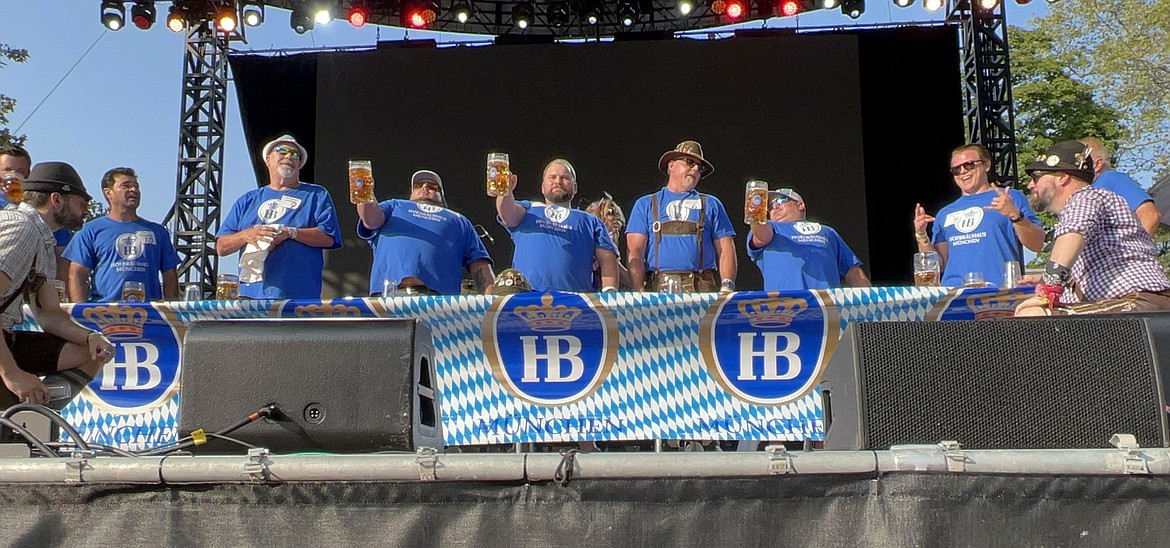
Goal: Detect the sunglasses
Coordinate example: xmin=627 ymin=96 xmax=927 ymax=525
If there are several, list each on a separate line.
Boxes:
xmin=412 ymin=181 xmax=441 ymax=192
xmin=272 ymin=145 xmax=302 ymax=160
xmin=770 ymin=188 xmax=796 ymax=207
xmin=949 ymin=160 xmax=983 ymax=176
xmin=676 ymin=157 xmax=700 ymax=169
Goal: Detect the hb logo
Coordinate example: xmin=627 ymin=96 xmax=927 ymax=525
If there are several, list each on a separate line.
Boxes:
xmin=76 ymin=304 xmax=181 ymax=414
xmin=700 ymin=291 xmax=840 ymax=405
xmin=482 ymin=292 xmax=618 ymax=405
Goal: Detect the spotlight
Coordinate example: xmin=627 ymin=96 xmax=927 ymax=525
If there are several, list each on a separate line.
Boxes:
xmin=404 ymin=1 xmax=439 ymax=28
xmin=581 ymin=0 xmax=601 ymax=24
xmin=314 ymin=4 xmax=333 ymax=25
xmin=818 ymin=0 xmax=839 ymax=7
xmin=725 ymin=0 xmax=747 ymax=18
xmin=242 ymin=3 xmax=264 ymax=26
xmin=348 ymin=6 xmax=369 ymax=27
xmin=979 ymin=0 xmax=999 ymax=7
xmin=710 ymin=0 xmax=726 ymax=14
xmin=548 ymin=0 xmax=571 ymax=26
xmin=452 ymin=0 xmax=473 ymax=23
xmin=779 ymin=0 xmax=802 ymax=15
xmin=130 ymin=1 xmax=155 ymax=30
xmin=617 ymin=1 xmax=637 ymax=26
xmin=924 ymin=0 xmax=944 ymax=11
xmin=893 ymin=0 xmax=913 ymax=6
xmin=216 ymin=4 xmax=239 ymax=32
xmin=101 ymin=0 xmax=126 ymax=31
xmin=679 ymin=0 xmax=694 ymax=14
xmin=1016 ymin=0 xmax=1032 ymax=4
xmin=512 ymin=2 xmax=534 ymax=29
xmin=291 ymin=4 xmax=315 ymax=33
xmin=166 ymin=4 xmax=187 ymax=32
xmin=841 ymin=0 xmax=863 ymax=18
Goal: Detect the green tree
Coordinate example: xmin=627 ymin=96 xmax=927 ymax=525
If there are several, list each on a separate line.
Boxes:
xmin=0 ymin=43 xmax=30 ymax=147
xmin=1030 ymin=0 xmax=1170 ymax=180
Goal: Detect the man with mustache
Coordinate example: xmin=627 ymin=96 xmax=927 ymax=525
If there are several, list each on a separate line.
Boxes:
xmin=495 ymin=159 xmax=618 ymax=293
xmin=63 ymin=167 xmax=180 ymax=302
xmin=913 ymin=143 xmax=1046 ymax=287
xmin=217 ymin=134 xmax=343 ymax=299
xmin=1014 ymin=141 xmax=1170 ymax=316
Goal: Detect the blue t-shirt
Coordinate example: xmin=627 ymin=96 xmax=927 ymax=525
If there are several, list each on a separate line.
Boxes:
xmin=1094 ymin=170 xmax=1152 ymax=211
xmin=930 ymin=188 xmax=1039 ymax=287
xmin=357 ymin=199 xmax=491 ymax=295
xmin=63 ymin=216 xmax=181 ymax=302
xmin=627 ymin=188 xmax=736 ymax=272
xmin=503 ymin=201 xmax=617 ymax=293
xmin=54 ymin=228 xmax=72 ymax=247
xmin=746 ymin=221 xmax=861 ymax=291
xmin=217 ymin=183 xmax=342 ymax=299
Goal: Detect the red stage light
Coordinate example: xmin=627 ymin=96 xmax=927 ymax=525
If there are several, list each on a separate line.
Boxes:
xmin=348 ymin=7 xmax=368 ymax=27
xmin=726 ymin=0 xmax=746 ymax=18
xmin=409 ymin=11 xmax=427 ymax=27
xmin=780 ymin=0 xmax=802 ymax=15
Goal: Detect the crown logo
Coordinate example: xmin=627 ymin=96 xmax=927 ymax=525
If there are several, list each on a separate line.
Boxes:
xmin=83 ymin=305 xmax=148 ymax=339
xmin=966 ymin=293 xmax=1017 ymax=319
xmin=737 ymin=297 xmax=807 ymax=328
xmin=512 ymin=294 xmax=580 ymax=332
xmin=294 ymin=304 xmax=363 ymax=317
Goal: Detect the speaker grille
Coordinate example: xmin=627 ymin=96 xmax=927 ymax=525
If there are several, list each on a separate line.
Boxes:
xmin=854 ymin=317 xmax=1164 ymax=449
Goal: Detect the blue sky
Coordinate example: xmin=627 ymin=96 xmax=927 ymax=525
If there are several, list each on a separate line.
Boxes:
xmin=3 ymin=1 xmax=1048 ymax=271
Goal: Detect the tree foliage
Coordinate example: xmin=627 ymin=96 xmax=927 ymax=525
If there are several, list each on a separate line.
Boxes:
xmin=0 ymin=43 xmax=30 ymax=147
xmin=1029 ymin=0 xmax=1170 ymax=179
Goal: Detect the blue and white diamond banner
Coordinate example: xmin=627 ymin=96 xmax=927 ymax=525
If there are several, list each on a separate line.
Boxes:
xmin=17 ymin=287 xmax=1030 ymax=449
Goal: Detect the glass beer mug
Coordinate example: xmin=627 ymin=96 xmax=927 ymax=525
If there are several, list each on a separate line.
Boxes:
xmin=121 ymin=281 xmax=146 ymax=303
xmin=348 ymin=160 xmax=375 ymax=204
xmin=486 ymin=152 xmax=510 ymax=197
xmin=215 ymin=274 xmax=240 ymax=300
xmin=744 ymin=180 xmax=768 ymax=224
xmin=913 ymin=252 xmax=941 ymax=287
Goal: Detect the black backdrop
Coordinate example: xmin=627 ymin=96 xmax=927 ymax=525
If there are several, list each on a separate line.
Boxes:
xmin=230 ymin=27 xmax=963 ymax=298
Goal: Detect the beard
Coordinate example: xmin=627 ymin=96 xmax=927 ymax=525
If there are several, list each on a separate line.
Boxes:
xmin=54 ymin=206 xmax=84 ymax=231
xmin=1028 ymin=192 xmax=1050 ymax=214
xmin=544 ymin=187 xmax=574 ymax=206
xmin=276 ymin=165 xmax=297 ymax=179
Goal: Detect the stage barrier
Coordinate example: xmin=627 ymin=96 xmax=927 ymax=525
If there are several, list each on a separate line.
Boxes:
xmin=15 ymin=287 xmax=1030 ymax=451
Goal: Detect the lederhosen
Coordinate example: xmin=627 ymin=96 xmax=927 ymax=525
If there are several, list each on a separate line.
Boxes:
xmin=644 ymin=191 xmax=718 ymax=293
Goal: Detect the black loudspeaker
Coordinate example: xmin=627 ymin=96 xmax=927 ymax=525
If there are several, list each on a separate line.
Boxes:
xmin=179 ymin=319 xmax=441 ymax=453
xmin=821 ymin=315 xmax=1170 ymax=450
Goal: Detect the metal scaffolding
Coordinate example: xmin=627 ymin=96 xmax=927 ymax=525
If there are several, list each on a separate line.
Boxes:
xmin=953 ymin=0 xmax=1018 ymax=188
xmin=164 ymin=21 xmax=229 ymax=297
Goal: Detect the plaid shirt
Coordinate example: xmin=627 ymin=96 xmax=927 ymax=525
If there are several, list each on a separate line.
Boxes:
xmin=0 ymin=203 xmax=57 ymax=330
xmin=1055 ymin=186 xmax=1170 ymax=304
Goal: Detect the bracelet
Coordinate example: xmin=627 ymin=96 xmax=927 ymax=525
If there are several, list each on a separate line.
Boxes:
xmin=914 ymin=232 xmax=929 ymax=243
xmin=86 ymin=331 xmax=103 ymax=342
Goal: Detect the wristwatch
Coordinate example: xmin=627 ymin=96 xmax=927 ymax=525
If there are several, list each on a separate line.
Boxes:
xmin=287 ymin=226 xmax=299 ymax=240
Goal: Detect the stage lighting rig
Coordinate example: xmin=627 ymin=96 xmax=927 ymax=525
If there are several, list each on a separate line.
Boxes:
xmin=893 ymin=0 xmax=913 ymax=6
xmin=403 ymin=1 xmax=440 ymax=28
xmin=101 ymin=0 xmax=126 ymax=31
xmin=166 ymin=3 xmax=188 ymax=31
xmin=617 ymin=1 xmax=638 ymax=26
xmin=512 ymin=2 xmax=535 ymax=29
xmin=841 ymin=0 xmax=863 ymax=18
xmin=130 ymin=1 xmax=156 ymax=30
xmin=291 ymin=3 xmax=315 ymax=33
xmin=725 ymin=0 xmax=747 ymax=19
xmin=818 ymin=0 xmax=840 ymax=8
xmin=978 ymin=0 xmax=1000 ymax=8
xmin=314 ymin=3 xmax=334 ymax=24
xmin=581 ymin=0 xmax=601 ymax=24
xmin=547 ymin=0 xmax=572 ymax=26
xmin=678 ymin=0 xmax=695 ymax=14
xmin=242 ymin=2 xmax=264 ymax=26
xmin=452 ymin=0 xmax=473 ymax=23
xmin=216 ymin=3 xmax=239 ymax=32
xmin=924 ymin=0 xmax=944 ymax=11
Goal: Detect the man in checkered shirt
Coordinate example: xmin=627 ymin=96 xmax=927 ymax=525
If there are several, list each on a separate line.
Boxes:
xmin=0 ymin=162 xmax=115 ymax=410
xmin=1015 ymin=141 xmax=1170 ymax=316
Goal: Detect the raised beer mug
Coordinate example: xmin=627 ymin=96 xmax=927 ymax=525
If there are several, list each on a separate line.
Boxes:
xmin=348 ymin=160 xmax=375 ymax=204
xmin=744 ymin=180 xmax=768 ymax=225
xmin=486 ymin=152 xmax=510 ymax=197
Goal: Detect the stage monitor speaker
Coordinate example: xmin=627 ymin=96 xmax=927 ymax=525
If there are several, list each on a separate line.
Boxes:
xmin=179 ymin=319 xmax=441 ymax=453
xmin=821 ymin=315 xmax=1170 ymax=450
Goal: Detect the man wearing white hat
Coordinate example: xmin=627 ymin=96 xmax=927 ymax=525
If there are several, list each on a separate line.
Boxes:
xmin=357 ymin=169 xmax=494 ymax=295
xmin=748 ymin=188 xmax=870 ymax=290
xmin=216 ymin=134 xmax=342 ymax=299
xmin=626 ymin=140 xmax=737 ymax=293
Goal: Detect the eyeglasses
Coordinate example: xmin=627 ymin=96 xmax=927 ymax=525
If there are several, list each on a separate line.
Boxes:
xmin=272 ymin=145 xmax=302 ymax=160
xmin=412 ymin=181 xmax=441 ymax=192
xmin=676 ymin=157 xmax=700 ymax=169
xmin=949 ymin=160 xmax=984 ymax=176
